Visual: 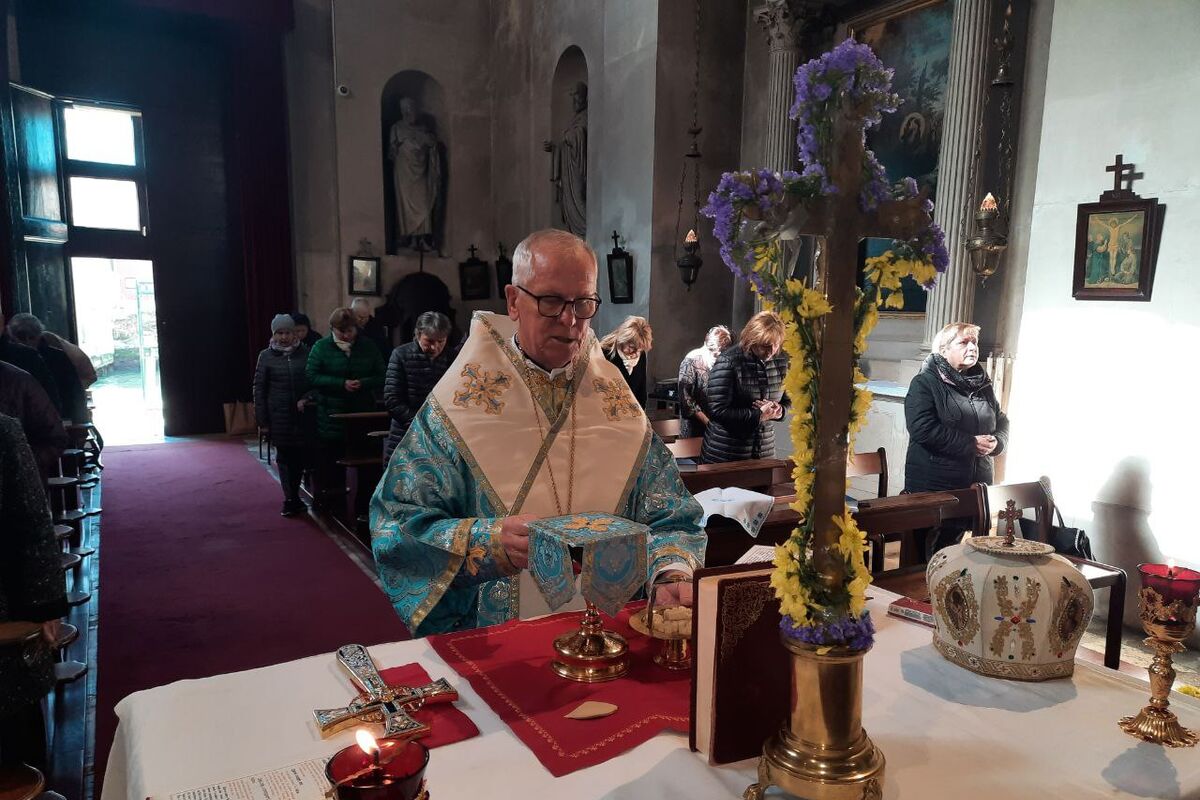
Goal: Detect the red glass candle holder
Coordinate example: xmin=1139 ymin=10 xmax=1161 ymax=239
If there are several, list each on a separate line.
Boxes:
xmin=1138 ymin=564 xmax=1200 ymax=612
xmin=325 ymin=738 xmax=428 ymax=800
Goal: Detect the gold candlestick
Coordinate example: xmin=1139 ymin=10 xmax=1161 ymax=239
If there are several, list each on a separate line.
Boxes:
xmin=1119 ymin=582 xmax=1199 ymax=747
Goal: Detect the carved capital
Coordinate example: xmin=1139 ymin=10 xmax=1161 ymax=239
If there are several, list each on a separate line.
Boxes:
xmin=754 ymin=0 xmax=820 ymax=53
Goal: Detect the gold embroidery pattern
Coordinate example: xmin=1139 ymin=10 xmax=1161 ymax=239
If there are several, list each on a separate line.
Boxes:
xmin=933 ymin=570 xmax=980 ymax=646
xmin=441 ymin=615 xmax=688 ymax=758
xmin=453 ymin=363 xmax=513 ymax=415
xmin=720 ymin=580 xmax=773 ymax=663
xmin=615 ymin=426 xmax=653 ymax=513
xmin=1047 ymin=576 xmax=1089 ymax=656
xmin=990 ymin=575 xmax=1040 ymax=660
xmin=490 ymin=522 xmax=520 ymax=577
xmin=593 ymin=378 xmax=641 ymax=421
xmin=564 ymin=516 xmax=613 ymax=532
xmin=410 ymin=518 xmax=474 ymax=630
xmin=933 ymin=638 xmax=1074 ymax=681
xmin=427 ymin=399 xmax=507 ymax=515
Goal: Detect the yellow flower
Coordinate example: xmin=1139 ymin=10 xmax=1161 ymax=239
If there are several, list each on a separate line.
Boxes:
xmin=883 ymin=291 xmax=905 ymax=310
xmin=798 ymin=288 xmax=833 ymax=320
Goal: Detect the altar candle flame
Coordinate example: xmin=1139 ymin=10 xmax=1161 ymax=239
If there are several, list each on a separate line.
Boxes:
xmin=1168 ymin=560 xmax=1178 ymax=579
xmin=980 ymin=193 xmax=998 ymax=213
xmin=355 ymin=728 xmax=379 ymax=763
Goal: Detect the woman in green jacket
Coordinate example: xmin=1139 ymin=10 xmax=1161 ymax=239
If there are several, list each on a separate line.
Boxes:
xmin=305 ymin=307 xmax=385 ymax=510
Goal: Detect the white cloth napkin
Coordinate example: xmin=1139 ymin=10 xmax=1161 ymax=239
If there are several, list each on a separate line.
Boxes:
xmin=693 ymin=487 xmax=776 ymax=537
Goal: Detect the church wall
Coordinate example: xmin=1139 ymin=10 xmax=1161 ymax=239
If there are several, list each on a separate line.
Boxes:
xmin=647 ymin=0 xmax=747 ymax=388
xmin=1007 ymin=0 xmax=1200 ymax=632
xmin=287 ymin=0 xmax=504 ymax=335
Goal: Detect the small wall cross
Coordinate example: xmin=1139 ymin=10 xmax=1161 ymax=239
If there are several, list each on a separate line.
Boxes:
xmin=468 ymin=244 xmax=479 ymax=260
xmin=611 ymin=230 xmax=621 ymax=250
xmin=1102 ymin=154 xmax=1143 ymax=200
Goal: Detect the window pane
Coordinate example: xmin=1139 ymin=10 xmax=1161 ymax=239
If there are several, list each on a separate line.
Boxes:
xmin=63 ymin=105 xmax=137 ymax=165
xmin=69 ymin=177 xmax=141 ymax=230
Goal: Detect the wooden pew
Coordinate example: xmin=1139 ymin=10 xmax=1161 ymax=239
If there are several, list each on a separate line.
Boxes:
xmin=330 ymin=411 xmax=389 ymax=539
xmin=854 ymin=490 xmax=964 ymax=571
xmin=680 ymin=458 xmax=788 ymax=495
xmin=704 ymin=494 xmax=801 ymax=567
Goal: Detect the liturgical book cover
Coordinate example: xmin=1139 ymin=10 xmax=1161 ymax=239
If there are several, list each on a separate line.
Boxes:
xmin=689 ymin=562 xmax=789 ymax=765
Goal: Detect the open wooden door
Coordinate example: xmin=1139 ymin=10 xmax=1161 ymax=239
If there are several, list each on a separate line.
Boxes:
xmin=6 ymin=83 xmax=72 ymax=337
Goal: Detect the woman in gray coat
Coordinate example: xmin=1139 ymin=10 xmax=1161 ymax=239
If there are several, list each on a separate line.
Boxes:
xmin=254 ymin=315 xmax=312 ymax=516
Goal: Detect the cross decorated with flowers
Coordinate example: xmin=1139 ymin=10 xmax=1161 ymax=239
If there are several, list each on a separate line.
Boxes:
xmin=703 ymin=40 xmax=949 ymax=648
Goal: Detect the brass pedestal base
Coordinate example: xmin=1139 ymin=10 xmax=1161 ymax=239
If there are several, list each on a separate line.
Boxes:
xmin=744 ymin=728 xmax=885 ymax=800
xmin=654 ymin=637 xmax=691 ymax=671
xmin=1120 ymin=707 xmax=1199 ymax=748
xmin=551 ymin=603 xmax=629 ymax=683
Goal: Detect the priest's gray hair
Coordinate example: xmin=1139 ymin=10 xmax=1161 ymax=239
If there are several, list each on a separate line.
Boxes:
xmin=512 ymin=229 xmax=597 ymax=286
xmin=933 ymin=322 xmax=981 ymax=353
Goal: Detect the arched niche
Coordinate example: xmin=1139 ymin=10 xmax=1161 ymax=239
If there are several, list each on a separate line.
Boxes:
xmin=381 ymin=70 xmax=448 ymax=255
xmin=548 ymin=46 xmax=588 ymax=235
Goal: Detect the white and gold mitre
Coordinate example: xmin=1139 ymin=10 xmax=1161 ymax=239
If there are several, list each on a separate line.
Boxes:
xmin=926 ymin=534 xmax=1094 ymax=682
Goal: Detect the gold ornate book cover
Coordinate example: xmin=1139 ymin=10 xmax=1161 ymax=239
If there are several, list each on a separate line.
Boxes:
xmin=689 ymin=562 xmax=789 ymax=764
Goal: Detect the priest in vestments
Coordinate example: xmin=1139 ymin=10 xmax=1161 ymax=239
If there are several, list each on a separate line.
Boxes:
xmin=371 ymin=229 xmax=704 ymax=636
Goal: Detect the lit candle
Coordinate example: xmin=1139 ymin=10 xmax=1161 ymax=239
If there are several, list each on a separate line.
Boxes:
xmin=1138 ymin=563 xmax=1200 ymax=607
xmin=979 ymin=193 xmax=998 ymax=213
xmin=325 ymin=729 xmax=429 ymax=800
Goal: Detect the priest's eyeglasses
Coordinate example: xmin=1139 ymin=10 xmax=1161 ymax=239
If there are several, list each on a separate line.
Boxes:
xmin=515 ymin=285 xmax=602 ymax=320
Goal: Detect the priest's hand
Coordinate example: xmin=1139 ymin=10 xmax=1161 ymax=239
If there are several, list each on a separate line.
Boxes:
xmin=500 ymin=514 xmax=537 ymax=570
xmin=653 ymin=571 xmax=694 ymax=607
xmin=974 ymin=434 xmax=997 ymax=456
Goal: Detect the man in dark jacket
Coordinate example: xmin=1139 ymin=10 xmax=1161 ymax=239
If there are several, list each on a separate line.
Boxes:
xmin=254 ymin=315 xmax=312 ymax=516
xmin=904 ymin=322 xmax=1009 ymax=555
xmin=0 ymin=313 xmax=61 ymax=416
xmin=0 ymin=362 xmax=67 ymax=480
xmin=7 ymin=313 xmax=88 ymax=424
xmin=0 ymin=414 xmax=67 ymax=771
xmin=383 ymin=311 xmax=453 ymax=462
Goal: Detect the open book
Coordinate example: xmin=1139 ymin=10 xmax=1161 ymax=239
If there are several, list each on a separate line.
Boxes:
xmin=693 ymin=487 xmax=776 ymax=537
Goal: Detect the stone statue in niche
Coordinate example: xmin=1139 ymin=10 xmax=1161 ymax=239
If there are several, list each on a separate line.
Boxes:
xmin=550 ymin=81 xmax=587 ymax=236
xmin=388 ymin=96 xmax=442 ymax=251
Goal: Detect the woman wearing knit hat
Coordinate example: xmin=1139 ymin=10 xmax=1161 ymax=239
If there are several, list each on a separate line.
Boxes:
xmin=253 ymin=314 xmax=313 ymax=516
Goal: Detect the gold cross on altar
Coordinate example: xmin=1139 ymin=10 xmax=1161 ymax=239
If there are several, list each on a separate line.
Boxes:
xmin=779 ymin=111 xmax=935 ymax=578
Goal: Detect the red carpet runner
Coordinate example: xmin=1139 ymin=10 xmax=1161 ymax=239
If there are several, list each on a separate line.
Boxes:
xmin=94 ymin=439 xmax=409 ymax=786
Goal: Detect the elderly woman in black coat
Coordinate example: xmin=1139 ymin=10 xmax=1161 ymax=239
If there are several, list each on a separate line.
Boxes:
xmin=0 ymin=413 xmax=67 ymax=770
xmin=701 ymin=311 xmax=789 ymax=463
xmin=254 ymin=314 xmax=312 ymax=516
xmin=904 ymin=321 xmax=1010 ymax=554
xmin=383 ymin=311 xmax=453 ymax=463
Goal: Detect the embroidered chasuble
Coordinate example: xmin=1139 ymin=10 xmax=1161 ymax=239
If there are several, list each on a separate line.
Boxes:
xmin=370 ymin=311 xmax=706 ymax=636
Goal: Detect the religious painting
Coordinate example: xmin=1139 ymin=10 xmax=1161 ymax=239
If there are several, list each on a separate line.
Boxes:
xmin=608 ymin=246 xmax=634 ymax=305
xmin=458 ymin=256 xmax=491 ymax=301
xmin=348 ymin=256 xmax=381 ymax=296
xmin=848 ymin=0 xmax=953 ymax=200
xmin=848 ymin=0 xmax=953 ymax=315
xmin=1072 ymin=198 xmax=1163 ymax=301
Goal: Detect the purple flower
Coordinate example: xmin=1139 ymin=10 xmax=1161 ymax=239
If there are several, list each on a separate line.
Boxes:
xmin=780 ymin=611 xmax=876 ymax=650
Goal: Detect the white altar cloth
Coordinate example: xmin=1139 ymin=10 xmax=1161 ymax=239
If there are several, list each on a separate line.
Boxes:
xmin=102 ymin=592 xmax=1200 ymax=800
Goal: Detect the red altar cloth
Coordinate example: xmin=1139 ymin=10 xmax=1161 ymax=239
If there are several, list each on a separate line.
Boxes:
xmin=428 ymin=604 xmax=690 ymax=777
xmin=378 ymin=663 xmax=480 ymax=748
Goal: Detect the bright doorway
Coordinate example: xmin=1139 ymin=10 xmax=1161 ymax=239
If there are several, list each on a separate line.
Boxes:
xmin=71 ymin=257 xmax=163 ymax=444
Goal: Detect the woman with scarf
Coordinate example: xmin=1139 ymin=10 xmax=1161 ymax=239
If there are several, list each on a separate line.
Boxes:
xmin=904 ymin=322 xmax=1009 ymax=556
xmin=305 ymin=308 xmax=386 ymax=511
xmin=676 ymin=325 xmax=731 ymax=439
xmin=254 ymin=315 xmax=312 ymax=516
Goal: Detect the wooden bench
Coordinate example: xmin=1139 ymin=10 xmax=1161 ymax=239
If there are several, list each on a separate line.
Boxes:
xmin=704 ymin=495 xmax=801 ymax=568
xmin=330 ymin=411 xmax=390 ymax=538
xmin=854 ymin=490 xmax=965 ymax=571
xmin=681 ymin=458 xmax=788 ymax=495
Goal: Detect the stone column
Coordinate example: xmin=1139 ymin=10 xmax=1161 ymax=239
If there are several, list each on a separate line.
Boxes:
xmin=733 ymin=0 xmax=808 ymax=330
xmin=923 ymin=0 xmax=992 ymax=348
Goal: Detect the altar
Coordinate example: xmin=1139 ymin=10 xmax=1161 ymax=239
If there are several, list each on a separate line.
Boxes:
xmin=101 ymin=592 xmax=1200 ymax=800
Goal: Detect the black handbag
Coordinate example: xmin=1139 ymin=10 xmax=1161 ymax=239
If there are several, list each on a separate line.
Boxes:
xmin=1018 ymin=505 xmax=1094 ymax=561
